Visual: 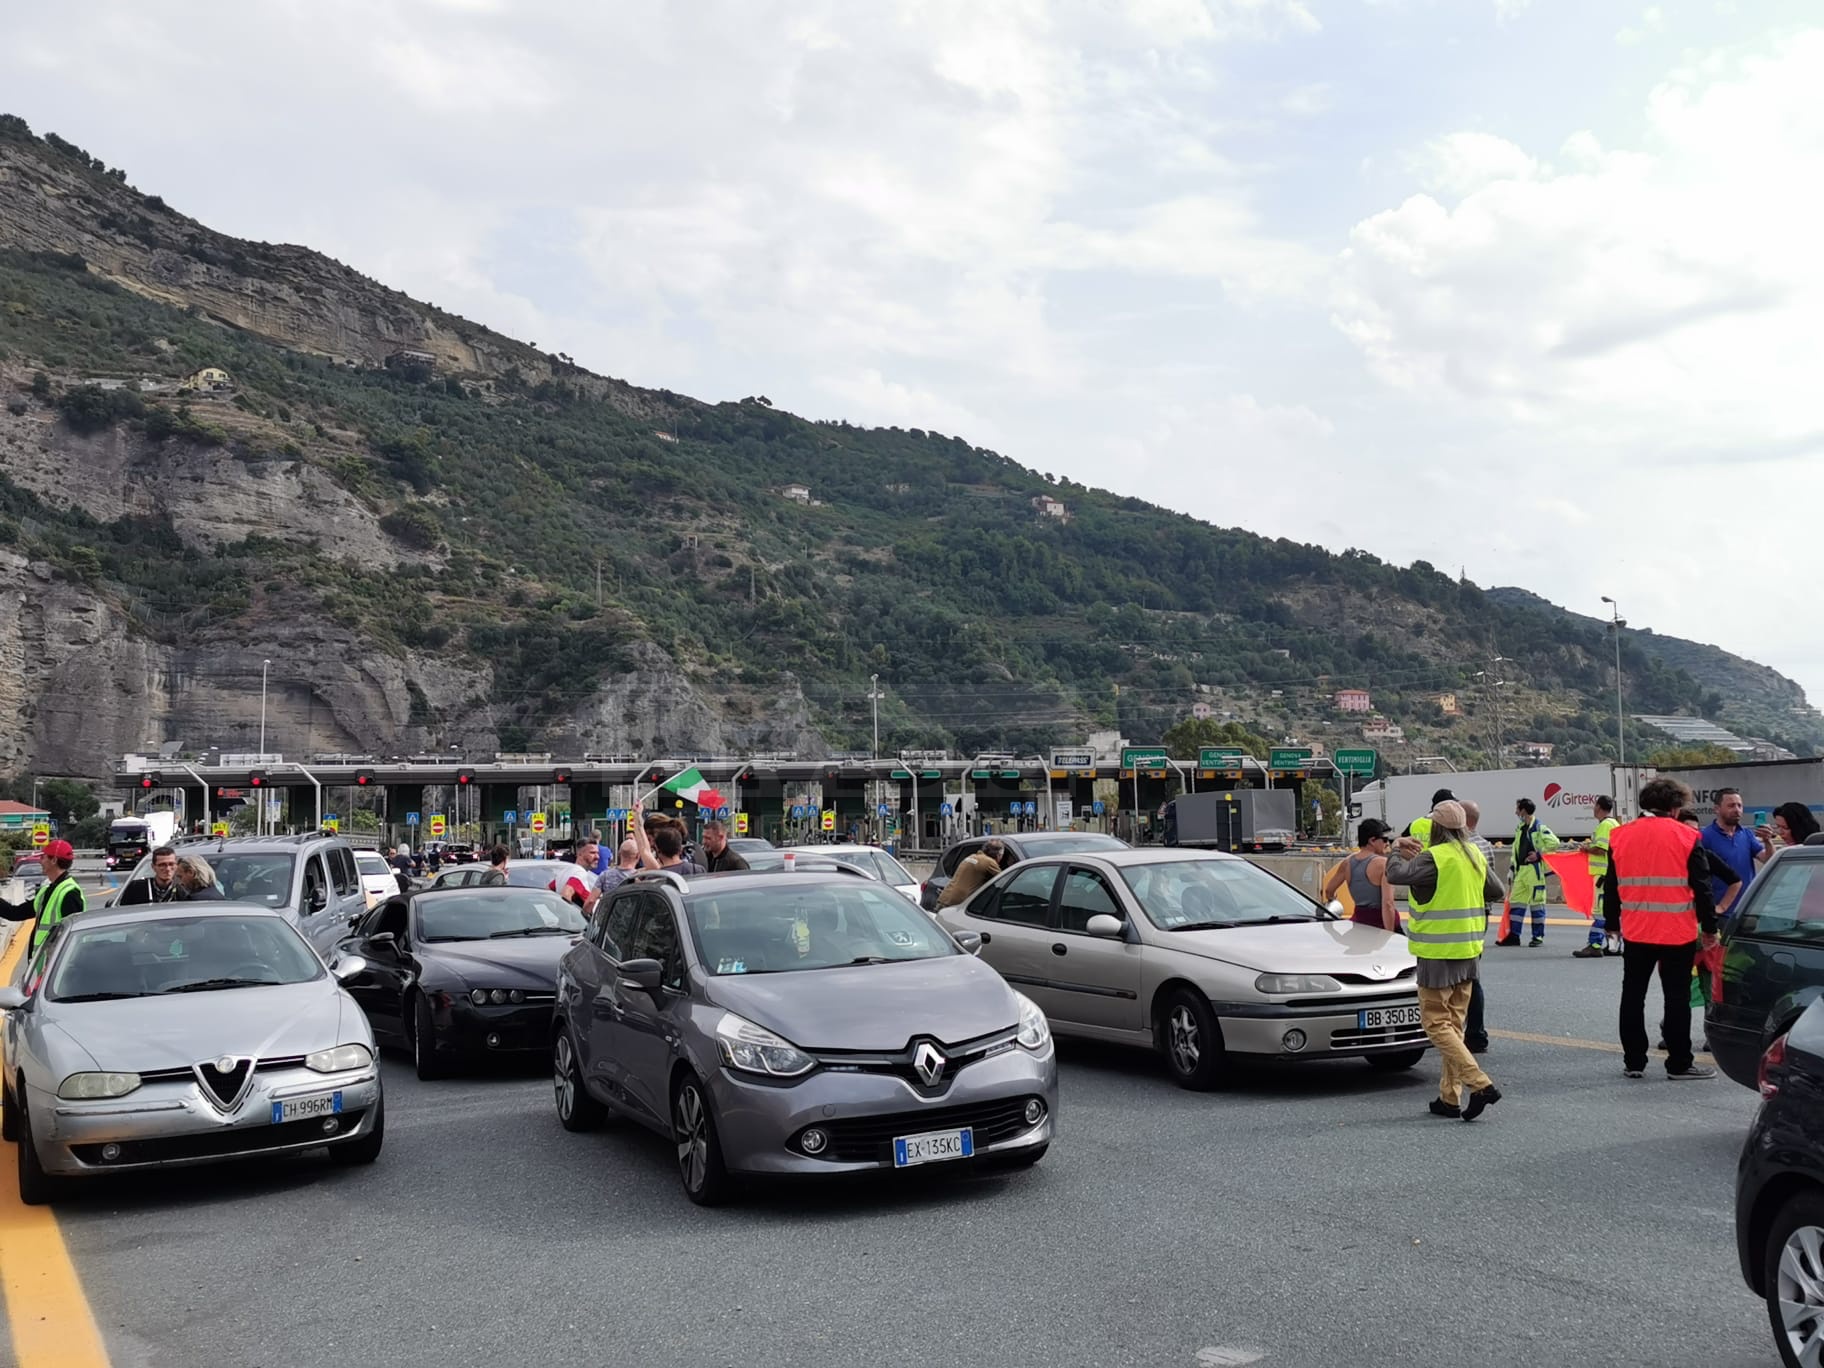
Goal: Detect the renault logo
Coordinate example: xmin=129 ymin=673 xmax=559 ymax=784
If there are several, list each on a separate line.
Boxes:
xmin=913 ymin=1041 xmax=947 ymax=1086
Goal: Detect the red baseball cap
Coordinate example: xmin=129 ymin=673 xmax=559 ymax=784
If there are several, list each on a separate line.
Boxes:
xmin=42 ymin=838 xmax=74 ymax=862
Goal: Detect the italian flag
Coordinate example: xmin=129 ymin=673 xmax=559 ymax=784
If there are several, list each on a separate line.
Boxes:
xmin=659 ymin=767 xmax=715 ymax=805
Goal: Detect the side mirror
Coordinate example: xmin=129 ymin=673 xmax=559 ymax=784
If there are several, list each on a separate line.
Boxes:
xmin=1325 ymin=899 xmax=1346 ymax=918
xmin=952 ymin=930 xmax=984 ymax=956
xmin=331 ymin=956 xmax=367 ymax=982
xmin=619 ymin=958 xmax=663 ymax=992
xmin=0 ymin=986 xmax=26 ymax=1010
xmin=367 ymin=932 xmax=397 ymax=950
xmin=1085 ymin=914 xmax=1125 ymax=938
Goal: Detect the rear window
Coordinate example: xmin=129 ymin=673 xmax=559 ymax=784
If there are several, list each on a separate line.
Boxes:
xmin=1024 ymin=835 xmax=1128 ymax=857
xmin=1737 ymin=858 xmax=1824 ymax=942
xmin=356 ymin=853 xmax=392 ymax=877
xmin=206 ymin=853 xmax=297 ymax=907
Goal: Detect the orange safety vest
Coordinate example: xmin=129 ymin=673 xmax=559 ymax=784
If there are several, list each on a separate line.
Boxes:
xmin=1608 ymin=816 xmax=1700 ymax=945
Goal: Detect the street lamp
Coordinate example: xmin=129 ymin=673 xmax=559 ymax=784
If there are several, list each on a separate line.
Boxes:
xmin=867 ymin=674 xmax=884 ymax=760
xmin=258 ymin=658 xmax=271 ymax=835
xmin=1601 ymin=597 xmax=1626 ymax=765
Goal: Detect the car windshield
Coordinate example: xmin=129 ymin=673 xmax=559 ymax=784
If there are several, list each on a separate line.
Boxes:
xmin=1022 ymin=835 xmax=1127 ymax=857
xmin=507 ymin=861 xmax=591 ymax=889
xmin=46 ymin=915 xmax=324 ymax=1001
xmin=1119 ymin=858 xmax=1321 ymax=930
xmin=108 ymin=821 xmax=148 ymax=843
xmin=416 ymin=890 xmax=586 ymax=942
xmin=685 ymin=883 xmax=957 ymax=974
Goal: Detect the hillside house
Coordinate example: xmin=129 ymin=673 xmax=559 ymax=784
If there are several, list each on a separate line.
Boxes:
xmin=1517 ymin=741 xmax=1556 ymax=761
xmin=781 ymin=484 xmax=811 ymax=504
xmin=1191 ymin=702 xmax=1213 ymax=720
xmin=1362 ymin=718 xmax=1405 ymax=741
xmin=1334 ymin=689 xmax=1372 ymax=713
xmin=653 ymin=430 xmax=679 ymax=444
xmin=1434 ymin=692 xmax=1460 ymax=715
xmin=179 ymin=366 xmax=232 ymax=392
xmin=1031 ymin=495 xmax=1069 ymax=520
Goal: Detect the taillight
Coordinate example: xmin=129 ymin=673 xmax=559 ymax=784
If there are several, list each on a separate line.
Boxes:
xmin=1759 ymin=1033 xmax=1788 ymax=1099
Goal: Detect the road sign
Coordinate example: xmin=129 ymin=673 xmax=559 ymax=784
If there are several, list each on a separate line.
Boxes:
xmin=940 ymin=802 xmax=953 ymax=816
xmin=529 ymin=812 xmax=547 ymax=835
xmin=1051 ymin=749 xmax=1095 ymax=770
xmin=735 ymin=812 xmax=749 ymax=835
xmin=890 ymin=769 xmax=913 ymax=780
xmin=428 ymin=814 xmax=447 ymax=838
xmin=1269 ymin=747 xmax=1313 ymax=771
xmin=1199 ymin=747 xmax=1245 ymax=769
xmin=791 ymin=804 xmax=805 ymax=820
xmin=717 ymin=806 xmax=731 ymax=819
xmin=1333 ymin=747 xmax=1378 ymax=776
xmin=1122 ymin=747 xmax=1168 ymax=769
xmin=1058 ymin=799 xmax=1073 ymax=822
xmin=1092 ymin=800 xmax=1106 ymax=816
xmin=323 ymin=815 xmax=340 ymax=832
xmin=503 ymin=809 xmax=518 ymax=824
xmin=31 ymin=823 xmax=50 ymax=848
xmin=877 ymin=803 xmax=891 ymax=817
xmin=1024 ymin=801 xmax=1037 ymax=815
xmin=211 ymin=821 xmax=230 ymax=837
xmin=821 ymin=809 xmax=836 ymax=832
xmin=406 ymin=812 xmax=420 ymax=826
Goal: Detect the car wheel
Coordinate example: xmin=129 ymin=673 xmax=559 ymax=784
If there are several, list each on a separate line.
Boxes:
xmin=1765 ymin=1189 xmax=1824 ymax=1368
xmin=14 ymin=1089 xmax=61 ymax=1206
xmin=1161 ymin=988 xmax=1226 ymax=1091
xmin=412 ymin=994 xmax=452 ymax=1081
xmin=672 ymin=1072 xmax=732 ymax=1206
xmin=1366 ymin=1049 xmax=1427 ymax=1072
xmin=553 ymin=1029 xmax=606 ymax=1132
xmin=1 ymin=1074 xmax=17 ymax=1143
xmin=329 ymin=1097 xmax=384 ymax=1166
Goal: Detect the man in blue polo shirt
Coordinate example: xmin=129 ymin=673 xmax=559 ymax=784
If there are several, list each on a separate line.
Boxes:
xmin=1702 ymin=788 xmax=1770 ymax=916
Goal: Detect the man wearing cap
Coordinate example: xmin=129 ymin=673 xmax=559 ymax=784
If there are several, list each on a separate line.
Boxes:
xmin=1386 ymin=801 xmax=1509 ymax=1121
xmin=1402 ymin=788 xmax=1457 ymax=845
xmin=1 ymin=838 xmax=86 ymax=955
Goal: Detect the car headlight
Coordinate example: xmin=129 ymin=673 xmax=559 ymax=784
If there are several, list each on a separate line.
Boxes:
xmin=714 ymin=1012 xmax=815 ymax=1078
xmin=1014 ymin=991 xmax=1051 ymax=1051
xmin=1254 ymin=973 xmax=1343 ymax=995
xmin=305 ymin=1044 xmax=373 ymax=1073
xmin=467 ymin=988 xmax=526 ymax=1006
xmin=57 ymin=1071 xmax=141 ymax=1100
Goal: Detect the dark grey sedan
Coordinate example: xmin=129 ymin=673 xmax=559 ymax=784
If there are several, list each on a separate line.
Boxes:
xmin=552 ymin=869 xmax=1057 ymax=1205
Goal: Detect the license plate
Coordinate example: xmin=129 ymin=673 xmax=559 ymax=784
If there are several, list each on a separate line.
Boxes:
xmin=272 ymin=1092 xmax=343 ymax=1124
xmin=893 ymin=1127 xmax=974 ymax=1167
xmin=1358 ymin=1005 xmax=1422 ymax=1029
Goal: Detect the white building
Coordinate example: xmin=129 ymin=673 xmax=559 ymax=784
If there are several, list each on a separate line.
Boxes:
xmin=781 ymin=484 xmax=811 ymax=504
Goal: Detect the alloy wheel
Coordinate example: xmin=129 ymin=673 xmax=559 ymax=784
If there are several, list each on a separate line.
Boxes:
xmin=1776 ymin=1222 xmax=1824 ymax=1365
xmin=554 ymin=1036 xmax=576 ymax=1120
xmin=1168 ymin=1005 xmax=1201 ymax=1075
xmin=676 ymin=1083 xmax=708 ymax=1193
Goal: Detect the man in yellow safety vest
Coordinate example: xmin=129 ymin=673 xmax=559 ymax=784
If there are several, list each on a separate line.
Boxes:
xmin=1 ymin=838 xmax=86 ymax=954
xmin=1573 ymin=795 xmax=1622 ymax=959
xmin=1386 ymin=801 xmax=1510 ymax=1121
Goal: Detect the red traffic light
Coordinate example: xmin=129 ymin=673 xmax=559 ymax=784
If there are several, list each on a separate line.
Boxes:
xmin=554 ymin=768 xmax=572 ymax=785
xmin=354 ymin=771 xmax=375 ymax=787
xmin=455 ymin=769 xmax=475 ymax=786
xmin=248 ymin=771 xmax=265 ymax=788
xmin=139 ymin=774 xmax=157 ymax=789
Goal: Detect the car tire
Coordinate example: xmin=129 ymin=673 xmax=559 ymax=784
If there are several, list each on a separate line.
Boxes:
xmin=1 ymin=1074 xmax=17 ymax=1143
xmin=672 ymin=1072 xmax=733 ymax=1206
xmin=1366 ymin=1049 xmax=1426 ymax=1072
xmin=1764 ymin=1188 xmax=1824 ymax=1368
xmin=329 ymin=1097 xmax=385 ymax=1166
xmin=553 ymin=1029 xmax=606 ymax=1133
xmin=411 ymin=994 xmax=452 ymax=1081
xmin=14 ymin=1089 xmax=60 ymax=1206
xmin=1160 ymin=987 xmax=1226 ymax=1091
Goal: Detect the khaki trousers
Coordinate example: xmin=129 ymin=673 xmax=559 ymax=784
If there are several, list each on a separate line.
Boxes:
xmin=1418 ymin=980 xmax=1493 ymax=1107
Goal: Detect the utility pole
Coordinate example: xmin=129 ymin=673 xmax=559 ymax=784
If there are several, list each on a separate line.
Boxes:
xmin=596 ymin=559 xmax=603 ymax=611
xmin=1601 ymin=596 xmax=1626 ymax=765
xmin=867 ymin=674 xmax=884 ymax=759
xmin=258 ymin=657 xmax=271 ymax=835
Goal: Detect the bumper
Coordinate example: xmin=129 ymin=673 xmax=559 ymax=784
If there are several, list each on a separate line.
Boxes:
xmin=704 ymin=1041 xmax=1057 ymax=1176
xmin=30 ymin=1067 xmax=382 ymax=1178
xmin=1706 ymin=1016 xmax=1762 ymax=1089
xmin=430 ymin=999 xmax=555 ymax=1055
xmin=1216 ymin=997 xmax=1428 ymax=1060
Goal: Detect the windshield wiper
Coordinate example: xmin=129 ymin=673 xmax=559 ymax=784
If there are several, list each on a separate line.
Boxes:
xmin=56 ymin=991 xmax=142 ymax=1003
xmin=1259 ymin=915 xmax=1317 ymax=924
xmin=487 ymin=927 xmax=574 ymax=938
xmin=160 ymin=977 xmax=273 ymax=993
xmin=846 ymin=955 xmax=894 ymax=965
xmin=1166 ymin=920 xmax=1239 ymax=931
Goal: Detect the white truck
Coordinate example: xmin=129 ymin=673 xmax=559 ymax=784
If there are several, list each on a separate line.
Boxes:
xmin=1350 ymin=764 xmax=1645 ymax=842
xmin=1655 ymin=757 xmax=1824 ymax=828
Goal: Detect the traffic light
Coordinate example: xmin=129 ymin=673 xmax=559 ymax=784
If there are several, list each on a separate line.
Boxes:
xmin=553 ymin=767 xmax=572 ymax=785
xmin=455 ymin=769 xmax=475 ymax=787
xmin=138 ymin=773 xmax=160 ymax=790
xmin=353 ymin=770 xmax=376 ymax=788
xmin=248 ymin=770 xmax=266 ymax=789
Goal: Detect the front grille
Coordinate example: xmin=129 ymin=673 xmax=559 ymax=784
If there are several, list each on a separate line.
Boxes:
xmin=810 ymin=1030 xmax=1019 ymax=1096
xmin=1328 ymin=1025 xmax=1429 ymax=1050
xmin=1331 ymin=967 xmax=1417 ymax=986
xmin=138 ymin=1067 xmax=195 ymax=1084
xmin=71 ymin=1110 xmax=369 ymax=1166
xmin=196 ymin=1060 xmax=253 ymax=1107
xmin=255 ymin=1055 xmax=306 ymax=1071
xmin=805 ymin=1096 xmax=1041 ymax=1163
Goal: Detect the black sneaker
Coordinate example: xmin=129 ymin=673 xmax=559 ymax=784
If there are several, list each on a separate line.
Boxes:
xmin=1623 ymin=1067 xmax=1645 ymax=1079
xmin=1668 ymin=1064 xmax=1717 ymax=1080
xmin=1428 ymin=1099 xmax=1463 ymax=1118
xmin=1528 ymin=936 xmax=1545 ymax=947
xmin=1466 ymin=1037 xmax=1490 ymax=1054
xmin=1572 ymin=944 xmax=1604 ymax=958
xmin=1495 ymin=934 xmax=1521 ymax=947
xmin=1462 ymin=1086 xmax=1502 ymax=1121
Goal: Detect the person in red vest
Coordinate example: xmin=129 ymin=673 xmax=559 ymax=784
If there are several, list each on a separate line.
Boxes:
xmin=1603 ymin=777 xmax=1721 ymax=1080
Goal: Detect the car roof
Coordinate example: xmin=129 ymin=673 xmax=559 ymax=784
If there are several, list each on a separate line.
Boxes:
xmin=623 ymin=869 xmax=885 ymax=897
xmin=1011 ymin=847 xmax=1242 ymax=867
xmin=70 ymin=900 xmax=290 ymax=932
xmin=170 ymin=835 xmax=347 ymax=854
xmin=780 ymin=843 xmax=892 ymax=855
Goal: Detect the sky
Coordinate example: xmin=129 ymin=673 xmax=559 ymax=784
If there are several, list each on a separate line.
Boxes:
xmin=4 ymin=0 xmax=1820 ymax=710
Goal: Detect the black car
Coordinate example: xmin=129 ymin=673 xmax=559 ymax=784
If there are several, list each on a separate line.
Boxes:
xmin=1709 ymin=845 xmax=1824 ymax=1088
xmin=1736 ymin=996 xmax=1824 ymax=1368
xmin=919 ymin=831 xmax=1129 ymax=911
xmin=329 ymin=887 xmax=586 ymax=1079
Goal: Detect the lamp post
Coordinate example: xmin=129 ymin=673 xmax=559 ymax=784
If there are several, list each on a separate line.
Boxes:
xmin=867 ymin=674 xmax=884 ymax=760
xmin=1601 ymin=597 xmax=1626 ymax=766
xmin=258 ymin=658 xmax=271 ymax=835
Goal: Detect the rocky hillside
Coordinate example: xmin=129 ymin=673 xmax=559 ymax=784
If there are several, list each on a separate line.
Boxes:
xmin=0 ymin=114 xmax=1816 ymax=782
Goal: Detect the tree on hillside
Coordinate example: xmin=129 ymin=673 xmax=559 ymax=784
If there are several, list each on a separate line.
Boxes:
xmin=1644 ymin=743 xmax=1740 ymax=767
xmin=1162 ymin=718 xmax=1273 ymax=761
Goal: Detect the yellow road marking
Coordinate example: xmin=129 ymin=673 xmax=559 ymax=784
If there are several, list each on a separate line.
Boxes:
xmin=0 ymin=920 xmax=111 ymax=1368
xmin=1488 ymin=1026 xmax=1715 ymax=1065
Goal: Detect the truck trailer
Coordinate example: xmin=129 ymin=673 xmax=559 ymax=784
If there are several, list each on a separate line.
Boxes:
xmin=1350 ymin=764 xmax=1644 ymax=843
xmin=105 ymin=810 xmax=177 ymax=871
xmin=1655 ymin=757 xmax=1824 ymax=828
xmin=1163 ymin=789 xmax=1297 ymax=852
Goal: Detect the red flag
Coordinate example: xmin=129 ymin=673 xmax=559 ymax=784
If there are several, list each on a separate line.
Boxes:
xmin=1696 ymin=940 xmax=1725 ymax=1005
xmin=1544 ymin=851 xmax=1596 ymax=919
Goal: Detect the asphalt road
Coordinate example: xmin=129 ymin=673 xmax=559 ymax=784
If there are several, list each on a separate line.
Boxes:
xmin=3 ymin=939 xmax=1777 ymax=1368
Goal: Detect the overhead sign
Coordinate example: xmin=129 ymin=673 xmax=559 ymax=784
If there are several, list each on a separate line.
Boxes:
xmin=31 ymin=823 xmax=50 ymax=848
xmin=529 ymin=812 xmax=547 ymax=835
xmin=1333 ymin=748 xmax=1378 ymax=776
xmin=428 ymin=814 xmax=447 ymax=837
xmin=1051 ymin=749 xmax=1095 ymax=770
xmin=1122 ymin=747 xmax=1169 ymax=769
xmin=821 ymin=809 xmax=836 ymax=832
xmin=1199 ymin=747 xmax=1245 ymax=769
xmin=734 ymin=812 xmax=750 ymax=835
xmin=890 ymin=769 xmax=913 ymax=780
xmin=1269 ymin=747 xmax=1313 ymax=771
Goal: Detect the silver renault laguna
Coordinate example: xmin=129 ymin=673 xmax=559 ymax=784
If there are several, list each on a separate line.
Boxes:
xmin=0 ymin=904 xmax=383 ymax=1204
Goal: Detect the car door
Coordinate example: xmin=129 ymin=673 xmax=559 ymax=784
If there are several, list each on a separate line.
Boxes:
xmin=1047 ymin=864 xmax=1146 ymax=1036
xmin=341 ymin=898 xmax=411 ymax=1042
xmin=576 ymin=890 xmax=641 ymax=1100
xmin=611 ymin=892 xmax=691 ymax=1129
xmin=951 ymin=862 xmax=1062 ymax=1006
xmin=922 ymin=840 xmax=984 ymax=911
xmin=329 ymin=847 xmax=367 ymax=924
xmin=1714 ymin=856 xmax=1824 ymax=1075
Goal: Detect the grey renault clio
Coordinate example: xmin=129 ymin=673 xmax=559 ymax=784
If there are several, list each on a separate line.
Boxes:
xmin=552 ymin=868 xmax=1057 ymax=1205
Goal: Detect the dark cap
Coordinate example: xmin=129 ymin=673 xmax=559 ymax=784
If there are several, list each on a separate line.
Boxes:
xmin=1430 ymin=788 xmax=1456 ymax=805
xmin=1357 ymin=818 xmax=1394 ymax=843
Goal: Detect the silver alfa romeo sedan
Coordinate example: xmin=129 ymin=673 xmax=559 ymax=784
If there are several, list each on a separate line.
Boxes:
xmin=1 ymin=904 xmax=383 ymax=1203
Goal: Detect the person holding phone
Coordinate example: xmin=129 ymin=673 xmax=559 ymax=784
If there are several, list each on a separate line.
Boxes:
xmin=1759 ymin=802 xmax=1821 ymax=853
